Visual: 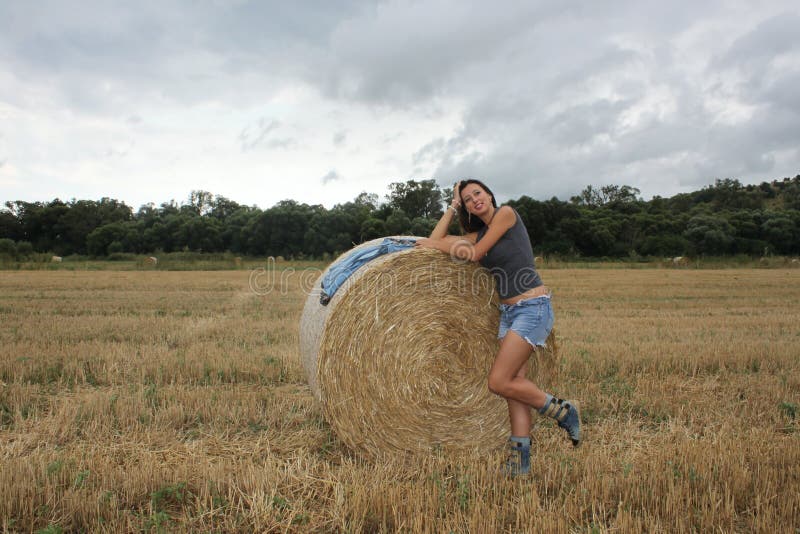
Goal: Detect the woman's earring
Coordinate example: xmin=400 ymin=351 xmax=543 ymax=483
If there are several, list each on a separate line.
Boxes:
xmin=468 ymin=212 xmax=472 ymax=225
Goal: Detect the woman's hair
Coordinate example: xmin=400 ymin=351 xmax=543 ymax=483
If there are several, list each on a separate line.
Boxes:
xmin=456 ymin=179 xmax=498 ymax=233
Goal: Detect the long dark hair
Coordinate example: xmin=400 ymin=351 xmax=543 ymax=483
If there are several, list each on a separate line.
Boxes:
xmin=456 ymin=179 xmax=498 ymax=233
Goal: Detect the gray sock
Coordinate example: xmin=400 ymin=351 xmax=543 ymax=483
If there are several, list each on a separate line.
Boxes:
xmin=509 ymin=435 xmax=530 ymax=446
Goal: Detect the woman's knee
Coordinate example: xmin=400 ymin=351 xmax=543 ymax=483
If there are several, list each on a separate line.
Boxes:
xmin=487 ymin=374 xmax=510 ymax=396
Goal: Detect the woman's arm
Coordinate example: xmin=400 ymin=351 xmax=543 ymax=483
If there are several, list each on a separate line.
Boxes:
xmin=416 ymin=206 xmax=515 ymax=262
xmin=416 ymin=234 xmax=477 ymax=254
xmin=429 ymin=205 xmax=459 ymax=239
xmin=429 ymin=182 xmax=462 ymax=239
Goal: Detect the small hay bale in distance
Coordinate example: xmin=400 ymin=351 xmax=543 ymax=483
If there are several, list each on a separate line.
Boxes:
xmin=299 ymin=237 xmax=557 ymax=458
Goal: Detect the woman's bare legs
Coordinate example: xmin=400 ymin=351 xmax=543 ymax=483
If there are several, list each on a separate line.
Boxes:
xmin=491 ymin=330 xmax=582 ymax=448
xmin=488 ymin=330 xmax=548 ymax=411
xmin=507 ymin=361 xmax=532 ymax=436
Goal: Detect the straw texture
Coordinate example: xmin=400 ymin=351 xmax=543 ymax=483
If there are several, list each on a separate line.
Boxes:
xmin=299 ymin=237 xmax=557 ymax=457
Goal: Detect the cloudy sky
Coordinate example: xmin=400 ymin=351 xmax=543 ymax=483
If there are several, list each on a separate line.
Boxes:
xmin=1 ymin=1 xmax=799 ymax=210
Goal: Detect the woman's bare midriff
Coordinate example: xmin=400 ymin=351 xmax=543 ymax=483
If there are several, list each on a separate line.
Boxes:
xmin=500 ymin=285 xmax=550 ymax=305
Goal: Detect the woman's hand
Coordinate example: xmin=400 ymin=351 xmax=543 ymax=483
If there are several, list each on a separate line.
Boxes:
xmin=415 ymin=237 xmax=449 ymax=253
xmin=451 ymin=181 xmax=463 ymax=210
xmin=415 ymin=237 xmax=436 ymax=249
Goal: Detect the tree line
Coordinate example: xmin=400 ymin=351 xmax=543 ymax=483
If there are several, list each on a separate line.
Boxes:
xmin=1 ymin=176 xmax=799 ymax=260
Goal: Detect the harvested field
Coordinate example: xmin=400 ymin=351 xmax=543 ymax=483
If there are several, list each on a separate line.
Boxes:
xmin=0 ymin=268 xmax=798 ymax=532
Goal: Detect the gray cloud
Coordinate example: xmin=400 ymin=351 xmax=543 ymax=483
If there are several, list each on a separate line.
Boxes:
xmin=267 ymin=138 xmax=298 ymax=150
xmin=318 ymin=2 xmax=575 ymax=105
xmin=321 ymin=169 xmax=341 ymax=184
xmin=1 ymin=1 xmax=798 ymax=206
xmin=333 ymin=130 xmax=347 ymax=147
xmin=0 ymin=1 xmax=370 ymax=113
xmin=238 ymin=118 xmax=281 ymax=151
xmin=104 ymin=141 xmax=135 ymax=159
xmin=715 ymin=12 xmax=800 ymax=71
xmin=545 ymin=98 xmax=632 ymax=147
xmin=414 ymin=4 xmax=800 ymax=200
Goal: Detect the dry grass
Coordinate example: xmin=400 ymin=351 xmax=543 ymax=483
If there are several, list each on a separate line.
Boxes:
xmin=1 ymin=268 xmax=798 ymax=532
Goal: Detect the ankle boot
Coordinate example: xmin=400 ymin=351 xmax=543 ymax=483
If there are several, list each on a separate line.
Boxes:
xmin=504 ymin=437 xmax=531 ymax=477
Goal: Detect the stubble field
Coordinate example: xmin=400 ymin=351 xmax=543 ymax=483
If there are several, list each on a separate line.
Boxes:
xmin=0 ymin=266 xmax=798 ymax=533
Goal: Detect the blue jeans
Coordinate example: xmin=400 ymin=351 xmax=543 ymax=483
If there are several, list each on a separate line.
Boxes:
xmin=498 ymin=296 xmax=554 ymax=348
xmin=320 ymin=237 xmax=416 ymax=305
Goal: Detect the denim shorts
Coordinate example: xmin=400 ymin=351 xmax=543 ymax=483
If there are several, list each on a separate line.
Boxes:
xmin=498 ymin=296 xmax=554 ymax=348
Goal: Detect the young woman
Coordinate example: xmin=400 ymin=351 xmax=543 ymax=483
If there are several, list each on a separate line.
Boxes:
xmin=415 ymin=179 xmax=581 ymax=476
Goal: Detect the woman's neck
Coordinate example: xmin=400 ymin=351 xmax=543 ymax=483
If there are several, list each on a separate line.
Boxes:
xmin=480 ymin=206 xmax=496 ymax=225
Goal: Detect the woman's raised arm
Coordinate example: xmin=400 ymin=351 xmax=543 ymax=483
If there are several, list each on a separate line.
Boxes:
xmin=429 ymin=182 xmax=462 ymax=239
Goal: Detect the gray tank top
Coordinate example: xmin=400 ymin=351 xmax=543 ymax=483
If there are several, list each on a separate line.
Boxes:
xmin=476 ymin=207 xmax=543 ymax=299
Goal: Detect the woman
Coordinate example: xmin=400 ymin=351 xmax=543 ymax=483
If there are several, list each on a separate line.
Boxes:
xmin=415 ymin=179 xmax=581 ymax=476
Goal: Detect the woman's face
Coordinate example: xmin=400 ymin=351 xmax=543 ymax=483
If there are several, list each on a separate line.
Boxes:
xmin=460 ymin=183 xmax=493 ymax=216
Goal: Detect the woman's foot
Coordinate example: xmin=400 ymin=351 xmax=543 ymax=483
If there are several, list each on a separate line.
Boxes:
xmin=556 ymin=401 xmax=581 ymax=447
xmin=504 ymin=437 xmax=531 ymax=477
xmin=541 ymin=397 xmax=581 ymax=447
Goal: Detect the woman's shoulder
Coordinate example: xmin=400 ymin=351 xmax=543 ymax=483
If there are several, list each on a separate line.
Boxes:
xmin=494 ymin=205 xmax=517 ymax=226
xmin=497 ymin=205 xmax=516 ymax=216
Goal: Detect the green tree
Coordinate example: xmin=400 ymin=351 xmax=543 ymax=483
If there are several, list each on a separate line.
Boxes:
xmin=586 ymin=212 xmax=623 ymax=256
xmin=178 ymin=216 xmax=223 ymax=252
xmin=246 ymin=200 xmax=319 ymax=257
xmin=708 ymin=178 xmax=764 ymax=210
xmin=386 ymin=179 xmax=443 ymax=219
xmin=639 ymin=234 xmax=690 ymax=257
xmin=508 ymin=196 xmax=547 ymax=247
xmin=221 ymin=206 xmax=260 ymax=254
xmin=0 ymin=238 xmax=16 ymax=258
xmin=87 ymin=222 xmax=131 ymax=256
xmin=633 ymin=211 xmax=690 ymax=256
xmin=782 ymin=179 xmax=800 ymax=210
xmin=15 ymin=241 xmax=34 ymax=259
xmin=384 ymin=209 xmax=412 ymax=236
xmin=9 ymin=200 xmax=68 ymax=253
xmin=570 ymin=184 xmax=641 ymax=207
xmin=57 ymin=198 xmax=132 ymax=255
xmin=353 ymin=191 xmax=380 ymax=210
xmin=304 ymin=209 xmax=359 ymax=257
xmin=0 ymin=206 xmax=22 ymax=241
xmin=360 ymin=218 xmax=387 ymax=241
xmin=684 ymin=214 xmax=735 ymax=255
xmin=727 ymin=210 xmax=768 ymax=255
xmin=761 ymin=212 xmax=797 ymax=255
xmin=509 ymin=196 xmax=582 ymax=254
xmin=209 ymin=195 xmax=241 ymax=220
xmin=107 ymin=240 xmax=124 ymax=254
xmin=332 ymin=198 xmax=377 ymax=243
xmin=159 ymin=200 xmax=180 ymax=216
xmin=410 ymin=217 xmax=436 ymax=237
xmin=186 ymin=190 xmax=215 ymax=216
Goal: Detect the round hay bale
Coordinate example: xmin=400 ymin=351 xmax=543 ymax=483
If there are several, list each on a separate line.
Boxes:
xmin=299 ymin=237 xmax=558 ymax=457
